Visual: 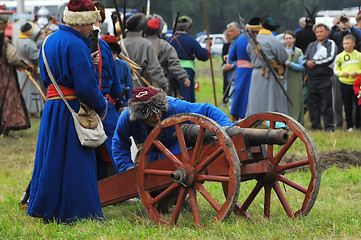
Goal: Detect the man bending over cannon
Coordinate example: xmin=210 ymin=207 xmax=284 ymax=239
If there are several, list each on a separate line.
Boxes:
xmin=112 ymin=87 xmax=233 ymax=173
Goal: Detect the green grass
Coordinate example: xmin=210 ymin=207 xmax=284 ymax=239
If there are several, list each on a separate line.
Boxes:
xmin=1 ymin=58 xmax=361 ymax=239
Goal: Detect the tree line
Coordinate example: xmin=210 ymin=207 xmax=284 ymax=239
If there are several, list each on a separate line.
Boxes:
xmin=102 ymin=0 xmax=358 ymax=35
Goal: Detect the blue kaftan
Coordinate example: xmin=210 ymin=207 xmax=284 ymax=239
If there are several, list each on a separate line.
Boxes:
xmin=115 ymin=58 xmax=133 ymax=101
xmin=27 ymin=25 xmax=107 ymax=223
xmin=228 ymin=35 xmax=253 ymax=119
xmin=167 ymin=33 xmax=209 ymax=102
xmin=112 ymin=97 xmax=232 ymax=173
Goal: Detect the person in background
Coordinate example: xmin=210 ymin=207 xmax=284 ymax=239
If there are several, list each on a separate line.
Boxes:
xmin=329 ymin=14 xmax=361 ymax=129
xmin=121 ymin=13 xmax=168 ymax=91
xmin=246 ymin=16 xmax=288 ymax=117
xmin=284 ymin=31 xmax=305 ymax=124
xmin=167 ymin=15 xmax=211 ymax=102
xmin=222 ymin=22 xmax=241 ymax=108
xmin=16 ymin=22 xmax=44 ymax=116
xmin=228 ymin=17 xmax=262 ymax=122
xmin=294 ymin=17 xmax=306 ymax=34
xmin=303 ymin=23 xmax=337 ymax=132
xmin=221 ymin=29 xmax=231 ymax=105
xmin=0 ymin=14 xmax=32 ymax=136
xmin=27 ymin=0 xmax=107 ymax=223
xmin=101 ymin=35 xmax=133 ymax=101
xmin=295 ymin=14 xmax=317 ymax=115
xmin=31 ymin=6 xmax=60 ymax=48
xmin=353 ymin=72 xmax=361 ymax=128
xmin=354 ymin=12 xmax=361 ymax=35
xmin=90 ymin=1 xmax=123 ymax=180
xmin=333 ymin=34 xmax=361 ymax=131
xmin=144 ymin=14 xmax=190 ymax=98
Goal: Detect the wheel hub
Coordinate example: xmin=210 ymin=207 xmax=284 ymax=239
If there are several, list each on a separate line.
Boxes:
xmin=170 ymin=165 xmax=196 ymax=187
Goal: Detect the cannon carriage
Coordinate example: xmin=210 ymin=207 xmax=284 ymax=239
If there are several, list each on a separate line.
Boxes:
xmin=98 ymin=112 xmax=321 ymax=227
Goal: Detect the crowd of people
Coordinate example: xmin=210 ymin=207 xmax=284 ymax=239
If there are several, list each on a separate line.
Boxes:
xmin=1 ymin=0 xmax=360 ymax=224
xmin=222 ymin=13 xmax=361 ymax=132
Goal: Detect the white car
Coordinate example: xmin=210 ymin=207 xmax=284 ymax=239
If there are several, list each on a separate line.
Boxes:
xmin=196 ymin=34 xmax=226 ymax=56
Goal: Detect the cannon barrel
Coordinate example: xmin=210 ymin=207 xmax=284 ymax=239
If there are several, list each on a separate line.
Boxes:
xmin=179 ymin=125 xmax=289 ymax=146
xmin=225 ymin=127 xmax=289 ymax=146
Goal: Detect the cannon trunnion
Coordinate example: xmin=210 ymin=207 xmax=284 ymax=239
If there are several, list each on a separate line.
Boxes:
xmin=98 ymin=112 xmax=320 ymax=227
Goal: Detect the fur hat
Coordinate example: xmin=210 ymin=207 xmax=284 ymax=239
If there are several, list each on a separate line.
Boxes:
xmin=20 ymin=22 xmax=35 ymax=36
xmin=128 ymin=87 xmax=168 ymax=121
xmin=144 ymin=14 xmax=164 ymax=36
xmin=101 ymin=35 xmax=121 ymax=55
xmin=126 ymin=13 xmax=147 ymax=32
xmin=63 ymin=0 xmax=101 ymax=26
xmin=245 ymin=17 xmax=262 ymax=32
xmin=261 ymin=16 xmax=280 ymax=31
xmin=0 ymin=14 xmax=9 ymax=30
xmin=176 ymin=15 xmax=192 ymax=31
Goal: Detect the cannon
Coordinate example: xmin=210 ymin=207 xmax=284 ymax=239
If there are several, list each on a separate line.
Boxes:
xmin=98 ymin=112 xmax=320 ymax=227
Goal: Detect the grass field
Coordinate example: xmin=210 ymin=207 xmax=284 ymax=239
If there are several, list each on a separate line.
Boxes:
xmin=1 ymin=57 xmax=361 ymax=239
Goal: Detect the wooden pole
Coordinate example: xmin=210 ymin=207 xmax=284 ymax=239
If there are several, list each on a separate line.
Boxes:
xmin=202 ymin=0 xmax=217 ymax=107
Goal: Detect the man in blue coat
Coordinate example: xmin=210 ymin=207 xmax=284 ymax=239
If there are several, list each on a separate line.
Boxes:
xmin=112 ymin=87 xmax=233 ymax=173
xmin=228 ymin=17 xmax=262 ymax=122
xmin=167 ymin=16 xmax=211 ymax=102
xmin=27 ymin=0 xmax=106 ymax=223
xmin=90 ymin=1 xmax=123 ymax=180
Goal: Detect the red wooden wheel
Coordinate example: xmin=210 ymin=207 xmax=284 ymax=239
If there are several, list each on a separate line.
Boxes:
xmin=137 ymin=113 xmax=241 ymax=227
xmin=233 ymin=112 xmax=321 ymax=219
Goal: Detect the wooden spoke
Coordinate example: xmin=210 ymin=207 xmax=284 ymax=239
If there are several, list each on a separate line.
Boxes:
xmin=190 ymin=126 xmax=206 ymax=166
xmin=240 ymin=181 xmax=263 ymax=212
xmin=273 ymin=181 xmax=294 ymax=218
xmin=264 ymin=184 xmax=271 ymax=219
xmin=151 ymin=183 xmax=179 ymax=206
xmin=275 ymin=159 xmax=309 ymax=172
xmin=234 ymin=112 xmax=320 ymax=219
xmin=138 ymin=113 xmax=240 ymax=227
xmin=188 ymin=187 xmax=201 ymax=227
xmin=272 ymin=132 xmax=297 ymax=165
xmin=144 ymin=169 xmax=174 ymax=176
xmin=170 ymin=187 xmax=187 ymax=225
xmin=276 ymin=174 xmax=307 ymax=194
xmin=194 ymin=182 xmax=221 ymax=212
xmin=153 ymin=140 xmax=183 ymax=168
xmin=175 ymin=124 xmax=191 ymax=164
xmin=194 ymin=147 xmax=223 ymax=173
xmin=196 ymin=174 xmax=230 ymax=182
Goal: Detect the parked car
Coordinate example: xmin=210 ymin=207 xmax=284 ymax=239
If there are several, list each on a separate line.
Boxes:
xmin=196 ymin=34 xmax=226 ymax=56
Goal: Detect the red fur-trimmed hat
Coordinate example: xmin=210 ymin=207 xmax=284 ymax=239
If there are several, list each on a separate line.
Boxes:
xmin=100 ymin=35 xmax=121 ymax=55
xmin=63 ymin=0 xmax=101 ymax=26
xmin=128 ymin=87 xmax=168 ymax=121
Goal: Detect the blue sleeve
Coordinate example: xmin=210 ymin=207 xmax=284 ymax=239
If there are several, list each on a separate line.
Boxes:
xmin=191 ymin=37 xmax=210 ymax=61
xmin=106 ymin=51 xmax=122 ymax=99
xmin=112 ymin=109 xmax=135 ymax=173
xmin=290 ymin=55 xmax=304 ymax=71
xmin=124 ymin=64 xmax=134 ymax=100
xmin=167 ymin=97 xmax=232 ymax=126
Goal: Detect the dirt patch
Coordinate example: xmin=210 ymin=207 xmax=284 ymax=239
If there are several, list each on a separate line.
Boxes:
xmin=283 ymin=150 xmax=361 ymax=173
